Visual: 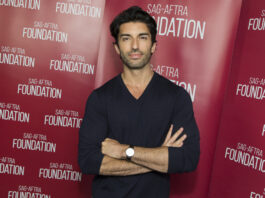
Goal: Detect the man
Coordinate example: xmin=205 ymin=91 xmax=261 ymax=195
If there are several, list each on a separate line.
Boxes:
xmin=78 ymin=6 xmax=200 ymax=198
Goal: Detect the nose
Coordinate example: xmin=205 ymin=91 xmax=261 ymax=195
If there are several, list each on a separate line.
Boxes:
xmin=132 ymin=38 xmax=139 ymax=50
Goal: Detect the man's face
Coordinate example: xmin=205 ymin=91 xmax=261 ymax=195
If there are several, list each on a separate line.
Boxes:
xmin=114 ymin=22 xmax=156 ymax=70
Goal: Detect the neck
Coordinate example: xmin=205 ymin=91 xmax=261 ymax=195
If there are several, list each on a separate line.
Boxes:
xmin=121 ymin=65 xmax=154 ymax=87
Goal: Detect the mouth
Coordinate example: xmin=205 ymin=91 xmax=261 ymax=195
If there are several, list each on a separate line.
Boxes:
xmin=129 ymin=53 xmax=143 ymax=59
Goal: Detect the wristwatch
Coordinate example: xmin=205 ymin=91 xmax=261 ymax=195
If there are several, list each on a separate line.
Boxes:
xmin=125 ymin=145 xmax=134 ymax=160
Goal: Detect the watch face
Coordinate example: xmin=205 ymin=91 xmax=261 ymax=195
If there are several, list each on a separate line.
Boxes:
xmin=126 ymin=148 xmax=134 ymax=157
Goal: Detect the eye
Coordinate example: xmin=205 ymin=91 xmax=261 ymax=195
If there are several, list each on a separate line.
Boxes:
xmin=121 ymin=37 xmax=130 ymax=41
xmin=139 ymin=36 xmax=148 ymax=40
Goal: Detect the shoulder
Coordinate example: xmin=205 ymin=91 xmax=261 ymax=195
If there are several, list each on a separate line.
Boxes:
xmin=86 ymin=74 xmax=120 ymax=104
xmin=154 ymin=72 xmax=187 ymax=96
xmin=154 ymin=73 xmax=192 ymax=107
xmin=93 ymin=74 xmax=120 ymax=95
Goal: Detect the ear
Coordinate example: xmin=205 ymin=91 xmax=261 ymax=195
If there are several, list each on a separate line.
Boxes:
xmin=151 ymin=42 xmax=157 ymax=54
xmin=114 ymin=43 xmax=120 ymax=55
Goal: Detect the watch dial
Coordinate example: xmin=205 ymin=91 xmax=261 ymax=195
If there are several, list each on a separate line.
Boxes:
xmin=127 ymin=148 xmax=134 ymax=157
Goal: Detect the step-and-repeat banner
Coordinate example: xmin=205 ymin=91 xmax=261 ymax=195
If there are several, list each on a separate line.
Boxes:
xmin=209 ymin=0 xmax=265 ymax=197
xmin=0 ymin=1 xmax=105 ymax=197
xmin=0 ymin=0 xmax=252 ymax=197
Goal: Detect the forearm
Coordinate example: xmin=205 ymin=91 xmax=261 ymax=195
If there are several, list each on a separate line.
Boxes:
xmin=130 ymin=146 xmax=169 ymax=173
xmin=99 ymin=155 xmax=152 ymax=176
xmin=101 ymin=125 xmax=187 ymax=174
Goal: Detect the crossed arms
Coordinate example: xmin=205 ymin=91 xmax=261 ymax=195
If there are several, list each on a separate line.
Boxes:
xmin=100 ymin=125 xmax=186 ymax=176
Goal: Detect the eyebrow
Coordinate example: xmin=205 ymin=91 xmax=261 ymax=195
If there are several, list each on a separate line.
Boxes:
xmin=119 ymin=33 xmax=150 ymax=37
xmin=119 ymin=34 xmax=131 ymax=37
xmin=139 ymin=33 xmax=150 ymax=36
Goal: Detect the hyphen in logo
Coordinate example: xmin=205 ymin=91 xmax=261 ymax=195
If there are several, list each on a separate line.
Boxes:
xmin=8 ymin=185 xmax=51 ymax=198
xmin=0 ymin=102 xmax=30 ymax=123
xmin=147 ymin=4 xmax=206 ymax=40
xmin=12 ymin=133 xmax=56 ymax=153
xmin=0 ymin=46 xmax=35 ymax=68
xmin=50 ymin=54 xmax=95 ymax=75
xmin=39 ymin=162 xmax=82 ymax=182
xmin=0 ymin=157 xmax=25 ymax=176
xmin=151 ymin=64 xmax=197 ymax=102
xmin=22 ymin=21 xmax=68 ymax=43
xmin=44 ymin=109 xmax=82 ymax=128
xmin=236 ymin=77 xmax=265 ymax=100
xmin=17 ymin=78 xmax=62 ymax=99
xmin=224 ymin=143 xmax=265 ymax=173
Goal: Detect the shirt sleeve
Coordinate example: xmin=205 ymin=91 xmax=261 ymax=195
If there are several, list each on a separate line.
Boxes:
xmin=168 ymin=87 xmax=200 ymax=173
xmin=78 ymin=91 xmax=108 ymax=174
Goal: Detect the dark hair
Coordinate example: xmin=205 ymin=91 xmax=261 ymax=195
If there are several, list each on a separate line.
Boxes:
xmin=110 ymin=6 xmax=157 ymax=44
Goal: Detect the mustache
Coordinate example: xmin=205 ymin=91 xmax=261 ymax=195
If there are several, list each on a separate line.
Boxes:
xmin=128 ymin=49 xmax=143 ymax=55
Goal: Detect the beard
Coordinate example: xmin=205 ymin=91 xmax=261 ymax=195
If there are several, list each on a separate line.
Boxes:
xmin=119 ymin=48 xmax=152 ymax=70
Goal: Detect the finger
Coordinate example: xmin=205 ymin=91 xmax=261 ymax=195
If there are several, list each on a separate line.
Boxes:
xmin=105 ymin=138 xmax=118 ymax=143
xmin=168 ymin=127 xmax=184 ymax=144
xmin=177 ymin=142 xmax=183 ymax=147
xmin=179 ymin=134 xmax=187 ymax=142
xmin=165 ymin=124 xmax=173 ymax=142
xmin=173 ymin=134 xmax=187 ymax=147
xmin=163 ymin=124 xmax=173 ymax=145
xmin=105 ymin=138 xmax=114 ymax=144
xmin=101 ymin=144 xmax=105 ymax=153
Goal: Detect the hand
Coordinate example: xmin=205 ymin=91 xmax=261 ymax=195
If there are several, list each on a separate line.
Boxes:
xmin=162 ymin=125 xmax=187 ymax=147
xmin=101 ymin=138 xmax=127 ymax=159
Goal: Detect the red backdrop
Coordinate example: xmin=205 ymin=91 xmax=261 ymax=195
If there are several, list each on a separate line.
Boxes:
xmin=0 ymin=1 xmax=105 ymax=197
xmin=1 ymin=0 xmax=263 ymax=198
xmin=209 ymin=0 xmax=265 ymax=197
